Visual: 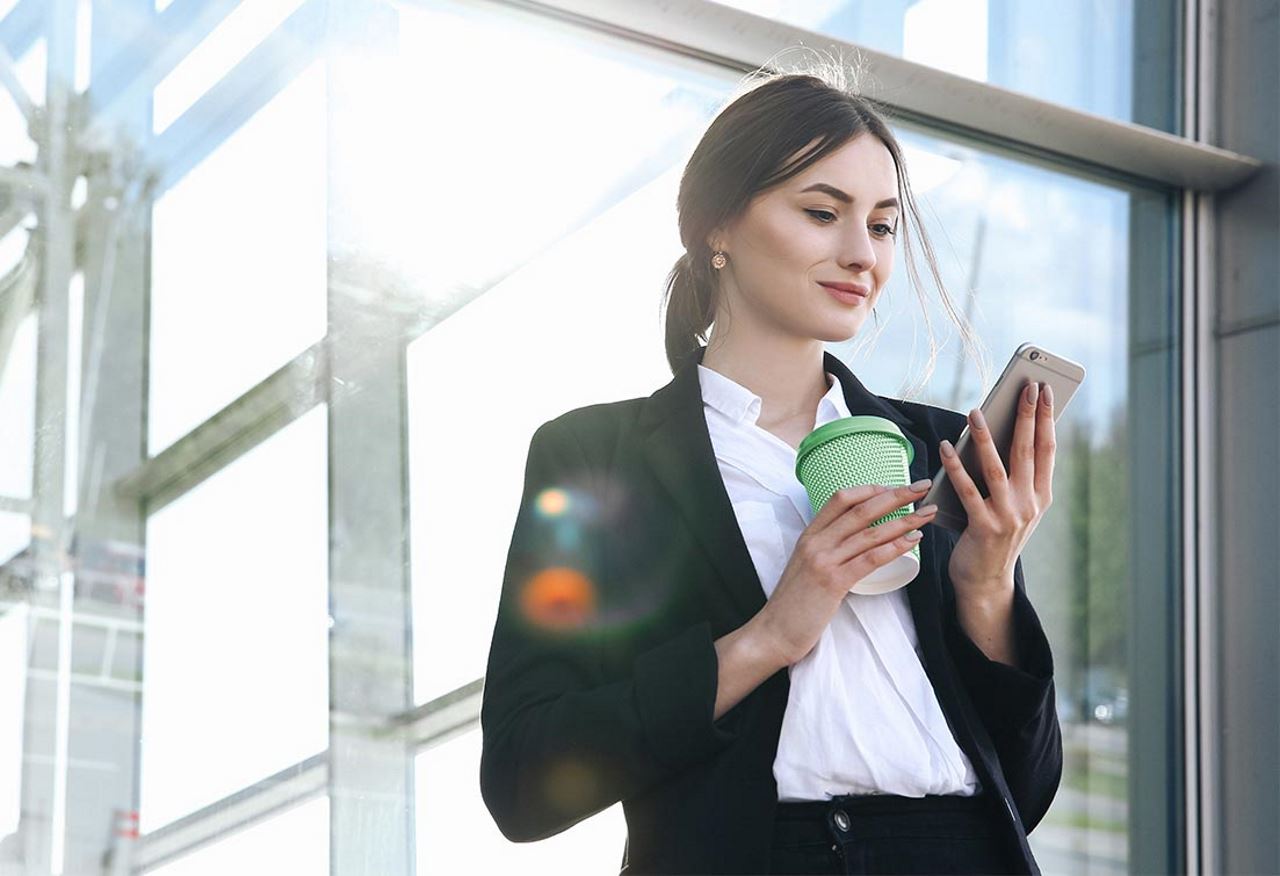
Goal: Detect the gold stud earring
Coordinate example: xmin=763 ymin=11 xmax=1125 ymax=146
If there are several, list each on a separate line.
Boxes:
xmin=711 ymin=251 xmax=727 ymax=270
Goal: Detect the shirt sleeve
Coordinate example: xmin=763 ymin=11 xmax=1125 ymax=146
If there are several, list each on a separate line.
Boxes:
xmin=479 ymin=417 xmax=737 ymax=843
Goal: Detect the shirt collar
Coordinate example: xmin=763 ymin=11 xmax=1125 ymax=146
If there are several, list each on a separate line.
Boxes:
xmin=697 ymin=364 xmax=852 ymax=427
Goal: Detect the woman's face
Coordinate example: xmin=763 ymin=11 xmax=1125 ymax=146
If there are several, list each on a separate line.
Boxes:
xmin=707 ymin=133 xmax=900 ymax=343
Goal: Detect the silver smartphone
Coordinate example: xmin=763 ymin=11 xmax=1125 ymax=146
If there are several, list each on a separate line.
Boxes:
xmin=921 ymin=342 xmax=1086 ymax=532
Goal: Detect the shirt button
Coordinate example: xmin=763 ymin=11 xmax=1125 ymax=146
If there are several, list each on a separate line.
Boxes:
xmin=833 ymin=810 xmax=851 ymax=832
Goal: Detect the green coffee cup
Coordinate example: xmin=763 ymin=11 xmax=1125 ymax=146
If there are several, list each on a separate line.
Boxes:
xmin=795 ymin=415 xmax=921 ymax=594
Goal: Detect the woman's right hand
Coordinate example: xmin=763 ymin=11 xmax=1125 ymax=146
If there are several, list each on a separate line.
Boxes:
xmin=754 ymin=481 xmax=937 ymax=667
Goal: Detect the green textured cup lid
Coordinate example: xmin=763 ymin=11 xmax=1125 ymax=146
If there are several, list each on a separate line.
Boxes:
xmin=795 ymin=415 xmax=914 ymax=479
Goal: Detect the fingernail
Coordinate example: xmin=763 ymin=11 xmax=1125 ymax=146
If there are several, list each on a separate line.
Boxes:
xmin=940 ymin=439 xmax=955 ymax=457
xmin=971 ymin=408 xmax=986 ymax=429
xmin=1026 ymin=382 xmax=1039 ymax=405
xmin=917 ymin=503 xmax=938 ymax=516
xmin=910 ymin=478 xmax=931 ymax=491
xmin=1043 ymin=383 xmax=1053 ymax=406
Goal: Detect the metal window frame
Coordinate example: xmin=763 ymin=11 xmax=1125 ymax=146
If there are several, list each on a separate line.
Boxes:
xmin=1183 ymin=1 xmax=1219 ymax=875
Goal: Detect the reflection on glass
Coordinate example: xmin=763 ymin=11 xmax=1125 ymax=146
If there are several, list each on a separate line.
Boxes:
xmin=714 ymin=0 xmax=1177 ymax=133
xmin=142 ymin=405 xmax=328 ymax=830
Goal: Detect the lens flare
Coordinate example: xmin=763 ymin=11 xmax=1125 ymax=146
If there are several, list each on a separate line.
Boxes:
xmin=520 ymin=566 xmax=597 ymax=630
xmin=544 ymin=757 xmax=599 ymax=815
xmin=535 ymin=487 xmax=570 ymax=517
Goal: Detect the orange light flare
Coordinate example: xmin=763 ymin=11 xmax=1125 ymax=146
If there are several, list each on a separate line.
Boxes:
xmin=520 ymin=566 xmax=597 ymax=631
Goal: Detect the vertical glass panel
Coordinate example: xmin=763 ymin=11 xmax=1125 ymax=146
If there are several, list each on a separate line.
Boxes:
xmin=416 ymin=731 xmax=626 ymax=875
xmin=401 ymin=0 xmax=733 ymax=707
xmin=713 ymin=0 xmax=1181 ymax=133
xmin=149 ymin=60 xmax=326 ymax=455
xmin=149 ymin=794 xmax=329 ymax=875
xmin=141 ymin=405 xmax=328 ymax=831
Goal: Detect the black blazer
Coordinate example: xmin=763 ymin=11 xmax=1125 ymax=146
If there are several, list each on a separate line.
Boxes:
xmin=480 ymin=345 xmax=1062 ymax=875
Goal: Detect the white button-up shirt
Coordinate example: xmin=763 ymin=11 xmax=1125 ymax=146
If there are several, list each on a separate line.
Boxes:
xmin=697 ymin=363 xmax=982 ymax=802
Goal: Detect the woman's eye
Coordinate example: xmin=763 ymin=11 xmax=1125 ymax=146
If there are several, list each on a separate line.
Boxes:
xmin=805 ymin=209 xmax=837 ymax=224
xmin=871 ymin=223 xmax=898 ymax=238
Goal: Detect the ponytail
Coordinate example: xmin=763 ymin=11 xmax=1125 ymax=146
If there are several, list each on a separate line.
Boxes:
xmin=662 ymin=250 xmax=717 ymax=375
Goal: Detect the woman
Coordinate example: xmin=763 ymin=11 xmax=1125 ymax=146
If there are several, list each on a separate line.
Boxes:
xmin=480 ymin=69 xmax=1062 ymax=875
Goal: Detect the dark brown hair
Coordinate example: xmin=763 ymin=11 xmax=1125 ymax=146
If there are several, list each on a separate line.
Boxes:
xmin=661 ymin=60 xmax=988 ymax=397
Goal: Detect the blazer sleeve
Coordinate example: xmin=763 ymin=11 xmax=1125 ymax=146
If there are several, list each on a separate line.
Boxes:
xmin=942 ymin=551 xmax=1063 ymax=834
xmin=479 ymin=417 xmax=738 ymax=843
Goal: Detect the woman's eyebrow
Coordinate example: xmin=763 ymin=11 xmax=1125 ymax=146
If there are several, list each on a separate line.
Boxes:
xmin=799 ymin=183 xmax=899 ymax=210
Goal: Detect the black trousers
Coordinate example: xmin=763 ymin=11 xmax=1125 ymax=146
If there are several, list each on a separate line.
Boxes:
xmin=769 ymin=791 xmax=1020 ymax=875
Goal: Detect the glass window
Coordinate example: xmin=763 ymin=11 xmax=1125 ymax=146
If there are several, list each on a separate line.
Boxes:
xmin=148 ymin=60 xmax=326 ymax=456
xmin=141 ymin=405 xmax=328 ymax=830
xmin=714 ymin=0 xmax=1180 ymax=134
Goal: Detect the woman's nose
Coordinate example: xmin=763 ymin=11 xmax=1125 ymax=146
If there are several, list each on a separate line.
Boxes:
xmin=840 ymin=229 xmax=877 ymax=272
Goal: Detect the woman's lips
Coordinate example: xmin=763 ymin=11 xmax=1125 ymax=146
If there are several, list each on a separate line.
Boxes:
xmin=819 ymin=282 xmax=869 ymax=304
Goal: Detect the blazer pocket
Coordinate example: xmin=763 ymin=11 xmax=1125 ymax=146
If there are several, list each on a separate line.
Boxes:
xmin=732 ymin=499 xmax=787 ymax=594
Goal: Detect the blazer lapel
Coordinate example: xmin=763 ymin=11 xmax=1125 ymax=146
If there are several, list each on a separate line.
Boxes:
xmin=638 ymin=345 xmax=934 ymax=623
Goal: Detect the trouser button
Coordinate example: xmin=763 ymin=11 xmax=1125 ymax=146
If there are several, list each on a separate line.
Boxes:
xmin=833 ymin=809 xmax=851 ymax=832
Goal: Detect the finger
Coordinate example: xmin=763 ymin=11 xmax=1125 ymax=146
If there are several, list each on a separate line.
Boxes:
xmin=833 ymin=479 xmax=930 ymax=539
xmin=817 ymin=484 xmax=886 ymax=527
xmin=939 ymin=436 xmax=993 ymax=529
xmin=1034 ymin=382 xmax=1057 ymax=501
xmin=967 ymin=407 xmax=1013 ymax=513
xmin=844 ymin=526 xmax=926 ymax=585
xmin=836 ymin=499 xmax=937 ymax=561
xmin=1010 ymin=382 xmax=1038 ymax=494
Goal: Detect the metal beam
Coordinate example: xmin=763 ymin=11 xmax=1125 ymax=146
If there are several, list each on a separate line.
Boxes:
xmin=113 ymin=341 xmax=325 ymax=510
xmin=473 ymin=0 xmax=1262 ymax=193
xmin=128 ymin=753 xmax=329 ymax=872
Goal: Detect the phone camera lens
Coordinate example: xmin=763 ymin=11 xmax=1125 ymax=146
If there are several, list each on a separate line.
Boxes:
xmin=1030 ymin=351 xmax=1040 ymax=360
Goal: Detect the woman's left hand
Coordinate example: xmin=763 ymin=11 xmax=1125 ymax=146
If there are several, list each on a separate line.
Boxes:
xmin=940 ymin=381 xmax=1056 ymax=600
